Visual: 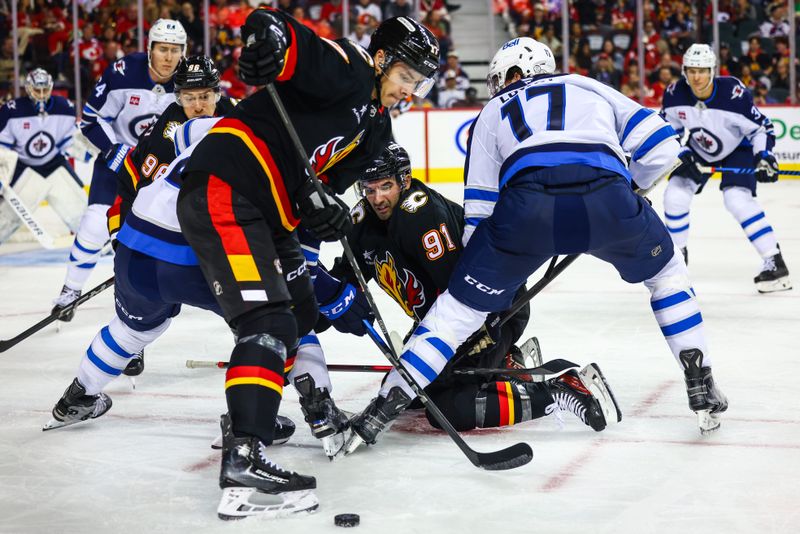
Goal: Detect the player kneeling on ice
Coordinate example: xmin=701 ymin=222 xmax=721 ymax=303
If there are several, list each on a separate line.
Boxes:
xmin=660 ymin=44 xmax=791 ymax=293
xmin=311 ymin=142 xmax=621 ymax=450
xmin=0 ymin=68 xmax=86 ymax=247
xmin=343 ymin=38 xmax=728 ymax=456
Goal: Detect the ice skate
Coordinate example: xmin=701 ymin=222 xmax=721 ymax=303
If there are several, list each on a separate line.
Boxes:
xmin=547 ymin=364 xmax=621 ymax=431
xmin=680 ymin=247 xmax=688 ymax=266
xmin=51 ymin=285 xmax=81 ymax=322
xmin=211 ymin=414 xmax=295 ymax=450
xmin=217 ymin=414 xmax=318 ymax=520
xmin=511 ymin=336 xmax=544 ymax=382
xmin=43 ymin=378 xmax=112 ymax=431
xmin=754 ymin=251 xmax=792 ymax=293
xmin=679 ymin=349 xmax=728 ymax=435
xmin=294 ymin=373 xmax=350 ymax=458
xmin=343 ymin=386 xmax=412 ymax=456
xmin=123 ymin=350 xmax=145 ymax=377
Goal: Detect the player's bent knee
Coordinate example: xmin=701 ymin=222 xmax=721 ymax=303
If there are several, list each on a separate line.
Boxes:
xmin=233 ymin=304 xmax=298 ymax=352
xmin=644 ymin=252 xmax=692 ymax=298
xmin=722 ymin=186 xmax=757 ymax=219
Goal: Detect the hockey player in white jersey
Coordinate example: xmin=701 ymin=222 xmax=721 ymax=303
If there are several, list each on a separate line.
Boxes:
xmin=51 ymin=19 xmax=186 ymax=321
xmin=0 ymin=69 xmax=86 ymax=245
xmin=343 ymin=38 xmax=728 ymax=455
xmin=661 ymin=44 xmax=791 ymax=293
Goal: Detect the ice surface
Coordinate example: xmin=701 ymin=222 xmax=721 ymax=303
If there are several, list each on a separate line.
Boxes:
xmin=1 ymin=181 xmax=798 ymax=533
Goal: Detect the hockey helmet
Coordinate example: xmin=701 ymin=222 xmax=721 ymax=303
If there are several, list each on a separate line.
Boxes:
xmin=25 ymin=68 xmax=53 ymax=110
xmin=487 ymin=37 xmax=556 ymax=97
xmin=356 ymin=142 xmax=412 ymax=197
xmin=175 ymin=56 xmax=221 ymax=105
xmin=682 ymin=44 xmax=716 ymax=74
xmin=368 ymin=17 xmax=440 ymax=97
xmin=148 ymin=18 xmax=187 ymax=57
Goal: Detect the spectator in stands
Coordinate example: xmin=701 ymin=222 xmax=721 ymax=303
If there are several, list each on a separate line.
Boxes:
xmin=384 ymin=0 xmax=413 ymax=20
xmin=744 ymin=36 xmax=772 ymax=77
xmin=620 ymin=63 xmax=646 ymax=101
xmin=648 ymin=51 xmax=680 ymax=84
xmin=453 ymin=86 xmax=479 ymax=107
xmin=770 ymin=58 xmax=791 ymax=92
xmin=574 ymin=38 xmax=593 ymax=75
xmin=718 ymin=42 xmax=741 ymax=77
xmin=439 ymin=50 xmax=469 ymax=91
xmin=771 ymin=36 xmax=791 ymax=67
xmin=539 ymin=24 xmax=562 ymax=57
xmin=752 ymin=80 xmax=770 ymax=106
xmin=649 ymin=65 xmax=675 ymax=105
xmin=437 ymin=69 xmax=465 ymax=108
xmin=610 ymin=0 xmax=634 ymax=31
xmin=179 ymin=2 xmax=204 ymax=53
xmin=354 ymin=0 xmax=382 ymax=23
xmin=760 ymin=2 xmax=790 ymax=38
xmin=600 ymin=39 xmax=624 ymax=72
xmin=589 ymin=52 xmax=620 ymax=89
xmin=348 ymin=21 xmax=371 ymax=48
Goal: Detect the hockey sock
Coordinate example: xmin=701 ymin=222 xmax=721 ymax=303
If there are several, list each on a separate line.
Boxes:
xmin=644 ymin=253 xmax=712 ymax=367
xmin=77 ymin=317 xmax=171 ymax=395
xmin=225 ymin=333 xmax=288 ymax=445
xmin=663 ymin=176 xmax=697 ymax=250
xmin=722 ymin=186 xmax=780 ymax=258
xmin=287 ymin=332 xmax=333 ymax=392
xmin=64 ymin=203 xmax=110 ymax=291
xmin=475 ymin=381 xmax=553 ymax=429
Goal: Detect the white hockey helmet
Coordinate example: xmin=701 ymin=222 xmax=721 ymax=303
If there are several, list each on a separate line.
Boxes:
xmin=148 ymin=18 xmax=187 ymax=55
xmin=25 ymin=68 xmax=53 ymax=109
xmin=487 ymin=37 xmax=556 ymax=97
xmin=682 ymin=44 xmax=716 ymax=74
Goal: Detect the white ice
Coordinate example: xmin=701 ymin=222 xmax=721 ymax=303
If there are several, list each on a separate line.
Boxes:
xmin=1 ymin=181 xmax=798 ymax=534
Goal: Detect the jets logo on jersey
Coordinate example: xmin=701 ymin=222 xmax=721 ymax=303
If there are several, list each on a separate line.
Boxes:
xmin=689 ymin=127 xmax=724 ymax=157
xmin=113 ymin=59 xmax=126 ymax=76
xmin=129 ymin=113 xmax=161 ymax=140
xmin=400 ymin=191 xmax=428 ymax=213
xmin=731 ymin=84 xmax=745 ymax=99
xmin=6 ymin=100 xmax=15 ymax=110
xmin=309 ymin=131 xmax=365 ymax=175
xmin=374 ymin=252 xmax=425 ymax=318
xmin=24 ymin=131 xmax=55 ymax=158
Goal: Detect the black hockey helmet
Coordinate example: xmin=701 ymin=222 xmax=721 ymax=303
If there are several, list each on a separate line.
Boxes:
xmin=174 ymin=55 xmax=220 ymax=92
xmin=356 ymin=142 xmax=412 ymax=197
xmin=369 ymin=17 xmax=440 ymax=96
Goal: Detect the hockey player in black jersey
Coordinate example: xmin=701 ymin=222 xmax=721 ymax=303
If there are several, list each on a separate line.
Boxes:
xmin=173 ymin=11 xmax=440 ymax=519
xmin=318 ymin=143 xmax=621 ymax=455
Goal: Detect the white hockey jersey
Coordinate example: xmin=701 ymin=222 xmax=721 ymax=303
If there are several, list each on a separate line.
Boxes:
xmin=116 ymin=117 xmax=219 ymax=266
xmin=81 ymin=52 xmax=176 ymax=154
xmin=0 ymin=96 xmax=77 ymax=166
xmin=463 ymin=73 xmax=681 ymax=243
xmin=660 ymin=76 xmax=775 ymax=163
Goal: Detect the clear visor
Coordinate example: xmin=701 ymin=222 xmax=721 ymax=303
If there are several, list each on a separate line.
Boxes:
xmin=383 ymin=66 xmax=435 ymax=98
xmin=176 ymin=89 xmax=220 ymax=106
xmin=487 ymin=73 xmax=503 ymax=97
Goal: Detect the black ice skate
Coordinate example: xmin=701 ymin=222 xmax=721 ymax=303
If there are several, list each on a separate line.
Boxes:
xmin=681 ymin=247 xmax=688 ymax=266
xmin=343 ymin=386 xmax=412 ymax=456
xmin=680 ymin=349 xmax=728 ymax=435
xmin=51 ymin=285 xmax=81 ymax=322
xmin=211 ymin=414 xmax=296 ymax=450
xmin=754 ymin=251 xmax=792 ymax=293
xmin=123 ymin=350 xmax=145 ymax=377
xmin=547 ymin=364 xmax=622 ymax=431
xmin=217 ymin=414 xmax=318 ymax=520
xmin=294 ymin=373 xmax=350 ymax=458
xmin=42 ymin=378 xmax=112 ymax=431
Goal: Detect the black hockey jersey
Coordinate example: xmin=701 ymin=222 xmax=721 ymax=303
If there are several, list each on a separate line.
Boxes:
xmin=109 ymin=97 xmax=237 ymax=236
xmin=182 ymin=9 xmax=393 ymax=233
xmin=332 ymin=179 xmax=464 ymax=321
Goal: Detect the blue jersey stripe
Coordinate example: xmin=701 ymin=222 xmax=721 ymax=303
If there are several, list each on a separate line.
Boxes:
xmin=660 ymin=312 xmax=703 ymax=337
xmin=667 ymin=223 xmax=690 ymax=233
xmin=68 ymin=253 xmax=96 ymax=269
xmin=748 ymin=226 xmax=773 ymax=242
xmin=632 ymin=124 xmax=677 ymax=161
xmin=741 ymin=212 xmax=765 ymax=229
xmin=664 ymin=211 xmax=689 ymax=220
xmin=499 ymin=146 xmax=630 ymax=188
xmin=87 ymin=347 xmax=123 ymax=376
xmin=651 ymin=290 xmax=691 ymax=311
xmin=621 ymin=108 xmax=654 ymax=145
xmin=402 ymin=351 xmax=438 ymax=383
xmin=117 ymin=224 xmax=199 ymax=266
xmin=100 ymin=326 xmax=132 ymax=358
xmin=425 ymin=337 xmax=455 ymax=360
xmin=464 ymin=188 xmax=499 ymax=202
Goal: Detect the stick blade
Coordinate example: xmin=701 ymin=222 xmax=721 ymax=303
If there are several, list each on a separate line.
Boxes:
xmin=474 ymin=442 xmax=533 ymax=471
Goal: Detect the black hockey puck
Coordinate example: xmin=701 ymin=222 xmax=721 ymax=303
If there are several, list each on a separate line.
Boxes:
xmin=334 ymin=513 xmax=360 ymax=527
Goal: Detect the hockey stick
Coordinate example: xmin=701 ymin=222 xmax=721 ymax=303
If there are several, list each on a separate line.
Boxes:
xmin=698 ymin=166 xmax=800 ymax=176
xmin=266 ymin=84 xmax=531 ymax=470
xmin=0 ymin=276 xmax=115 ymax=353
xmin=452 ymin=358 xmax=579 ymax=377
xmin=0 ymin=181 xmax=55 ymax=249
xmin=186 ymin=359 xmax=393 ymax=372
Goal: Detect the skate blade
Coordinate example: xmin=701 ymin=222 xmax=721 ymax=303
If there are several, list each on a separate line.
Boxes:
xmin=321 ymin=428 xmax=351 ymax=460
xmin=519 ymin=337 xmax=544 ymax=382
xmin=697 ymin=410 xmax=721 ymax=435
xmin=217 ymin=488 xmax=318 ymax=520
xmin=756 ymin=277 xmax=792 ymax=293
xmin=579 ymin=363 xmax=623 ymax=425
xmin=211 ymin=433 xmax=291 ymax=450
xmin=42 ymin=417 xmax=72 ymax=431
xmin=129 ymin=376 xmax=136 ymax=390
xmin=341 ymin=431 xmax=366 ymax=457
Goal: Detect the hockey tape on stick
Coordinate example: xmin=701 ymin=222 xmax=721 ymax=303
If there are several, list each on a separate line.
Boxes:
xmin=266 ymin=84 xmax=532 ymax=471
xmin=698 ymin=166 xmax=800 ymax=176
xmin=0 ymin=276 xmax=115 ymax=353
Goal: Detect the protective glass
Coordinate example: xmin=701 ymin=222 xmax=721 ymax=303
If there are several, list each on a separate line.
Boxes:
xmin=177 ymin=90 xmax=220 ymax=106
xmin=356 ymin=178 xmax=399 ymax=198
xmin=384 ymin=65 xmax=435 ymax=98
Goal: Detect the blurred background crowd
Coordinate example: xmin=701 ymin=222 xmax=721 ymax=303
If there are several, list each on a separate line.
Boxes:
xmin=0 ymin=0 xmax=797 ymax=110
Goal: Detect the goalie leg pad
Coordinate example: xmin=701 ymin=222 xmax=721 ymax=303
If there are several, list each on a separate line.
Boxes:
xmin=45 ymin=163 xmax=88 ymax=234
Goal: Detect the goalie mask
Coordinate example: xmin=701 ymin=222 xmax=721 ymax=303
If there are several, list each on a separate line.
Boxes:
xmin=369 ymin=17 xmax=440 ymax=98
xmin=356 ymin=142 xmax=412 ymax=198
xmin=25 ymin=68 xmax=53 ymax=113
xmin=487 ymin=37 xmax=556 ymax=97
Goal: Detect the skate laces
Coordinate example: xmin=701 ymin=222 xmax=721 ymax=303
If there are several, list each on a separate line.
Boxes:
xmin=54 ymin=287 xmax=81 ymax=307
xmin=762 ymin=256 xmax=777 ymax=272
xmin=256 ymin=441 xmax=292 ymax=474
xmin=552 ymin=373 xmax=589 ymax=423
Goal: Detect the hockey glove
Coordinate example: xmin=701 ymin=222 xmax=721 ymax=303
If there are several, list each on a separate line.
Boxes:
xmin=673 ymin=149 xmax=705 ymax=187
xmin=755 ymin=151 xmax=779 ymax=183
xmin=297 ymin=180 xmax=353 ymax=242
xmin=315 ymin=269 xmax=374 ymax=336
xmin=467 ymin=314 xmax=502 ymax=357
xmin=103 ymin=143 xmax=131 ymax=172
xmin=239 ymin=10 xmax=289 ymax=86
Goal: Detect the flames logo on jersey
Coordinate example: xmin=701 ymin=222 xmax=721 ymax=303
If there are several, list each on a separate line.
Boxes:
xmin=374 ymin=252 xmax=425 ymax=318
xmin=309 ymin=130 xmax=365 ymax=175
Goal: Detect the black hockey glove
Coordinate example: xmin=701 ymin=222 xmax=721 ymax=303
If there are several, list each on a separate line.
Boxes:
xmin=297 ymin=180 xmax=353 ymax=242
xmin=467 ymin=314 xmax=502 ymax=357
xmin=755 ymin=151 xmax=779 ymax=183
xmin=673 ymin=149 xmax=705 ymax=186
xmin=239 ymin=10 xmax=289 ymax=86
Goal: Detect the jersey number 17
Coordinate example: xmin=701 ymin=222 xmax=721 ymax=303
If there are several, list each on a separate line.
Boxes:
xmin=500 ymin=84 xmax=565 ymax=141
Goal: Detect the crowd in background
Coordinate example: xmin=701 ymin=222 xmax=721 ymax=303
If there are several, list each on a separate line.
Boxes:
xmin=0 ymin=0 xmax=798 ymax=110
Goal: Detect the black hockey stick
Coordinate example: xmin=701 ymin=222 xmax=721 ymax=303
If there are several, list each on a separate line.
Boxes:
xmin=448 ymin=254 xmax=580 ymax=369
xmin=0 ymin=276 xmax=115 ymax=353
xmin=186 ymin=359 xmax=394 ymax=373
xmin=452 ymin=358 xmax=578 ymax=377
xmin=266 ymin=84 xmax=531 ymax=471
